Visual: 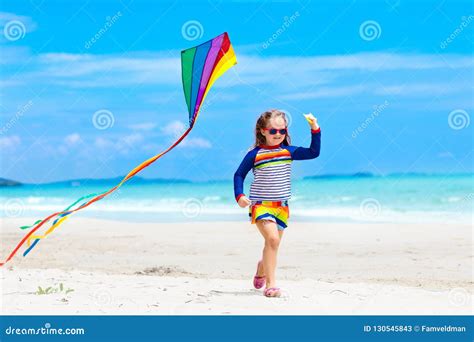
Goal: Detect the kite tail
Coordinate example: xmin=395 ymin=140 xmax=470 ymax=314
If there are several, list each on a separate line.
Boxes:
xmin=0 ymin=126 xmax=193 ymax=267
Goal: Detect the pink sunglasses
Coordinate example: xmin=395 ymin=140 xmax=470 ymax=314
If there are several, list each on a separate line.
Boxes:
xmin=262 ymin=127 xmax=288 ymax=135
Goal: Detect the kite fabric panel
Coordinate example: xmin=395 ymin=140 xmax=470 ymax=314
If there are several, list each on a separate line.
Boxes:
xmin=0 ymin=32 xmax=237 ymax=266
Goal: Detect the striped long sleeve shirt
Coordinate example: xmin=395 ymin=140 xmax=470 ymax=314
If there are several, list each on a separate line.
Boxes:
xmin=234 ymin=128 xmax=321 ymax=202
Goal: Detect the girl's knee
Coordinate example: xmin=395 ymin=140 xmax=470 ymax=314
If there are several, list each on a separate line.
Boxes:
xmin=265 ymin=235 xmax=280 ymax=249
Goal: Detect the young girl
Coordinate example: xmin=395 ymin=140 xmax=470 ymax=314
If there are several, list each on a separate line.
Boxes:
xmin=233 ymin=109 xmax=321 ymax=297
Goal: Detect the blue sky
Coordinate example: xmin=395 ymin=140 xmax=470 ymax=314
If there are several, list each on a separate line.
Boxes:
xmin=0 ymin=0 xmax=472 ymax=183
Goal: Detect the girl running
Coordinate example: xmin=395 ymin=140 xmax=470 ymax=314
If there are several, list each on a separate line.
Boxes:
xmin=233 ymin=109 xmax=321 ymax=297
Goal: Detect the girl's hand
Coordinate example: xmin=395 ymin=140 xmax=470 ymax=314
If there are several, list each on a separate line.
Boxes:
xmin=304 ymin=113 xmax=320 ymax=130
xmin=237 ymin=195 xmax=251 ymax=208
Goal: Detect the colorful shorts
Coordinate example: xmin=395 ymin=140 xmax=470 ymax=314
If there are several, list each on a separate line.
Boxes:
xmin=249 ymin=200 xmax=290 ymax=230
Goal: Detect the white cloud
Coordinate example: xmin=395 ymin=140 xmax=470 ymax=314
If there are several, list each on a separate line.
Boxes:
xmin=128 ymin=122 xmax=157 ymax=131
xmin=160 ymin=120 xmax=211 ymax=148
xmin=0 ymin=135 xmax=20 ymax=148
xmin=281 ymin=81 xmax=468 ymax=101
xmin=121 ymin=133 xmax=143 ymax=145
xmin=161 ymin=120 xmax=187 ymax=137
xmin=3 ymin=48 xmax=473 ymax=91
xmin=374 ymin=83 xmax=462 ymax=96
xmin=180 ymin=137 xmax=212 ymax=149
xmin=238 ymin=53 xmax=474 ymax=73
xmin=64 ymin=133 xmax=81 ymax=145
xmin=34 ymin=52 xmax=180 ymax=87
xmin=281 ymin=85 xmax=366 ymax=100
xmin=1 ymin=47 xmax=472 ymax=113
xmin=94 ymin=133 xmax=144 ymax=155
xmin=94 ymin=136 xmax=113 ymax=149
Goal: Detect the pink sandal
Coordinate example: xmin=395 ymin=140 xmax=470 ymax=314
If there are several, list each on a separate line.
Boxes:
xmin=264 ymin=287 xmax=281 ymax=297
xmin=253 ymin=260 xmax=265 ymax=289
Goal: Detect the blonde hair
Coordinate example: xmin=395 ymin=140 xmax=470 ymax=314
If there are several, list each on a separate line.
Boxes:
xmin=254 ymin=109 xmax=291 ymax=147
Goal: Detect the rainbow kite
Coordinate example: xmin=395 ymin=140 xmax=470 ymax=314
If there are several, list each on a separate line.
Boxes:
xmin=0 ymin=32 xmax=237 ymax=266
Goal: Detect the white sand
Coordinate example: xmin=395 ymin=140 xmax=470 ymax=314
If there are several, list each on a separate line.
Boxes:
xmin=0 ymin=218 xmax=472 ymax=315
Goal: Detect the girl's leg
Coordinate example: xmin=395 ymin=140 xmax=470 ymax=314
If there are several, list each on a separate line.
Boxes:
xmin=257 ymin=226 xmax=286 ymax=277
xmin=256 ymin=259 xmax=265 ymax=277
xmin=256 ymin=219 xmax=282 ymax=289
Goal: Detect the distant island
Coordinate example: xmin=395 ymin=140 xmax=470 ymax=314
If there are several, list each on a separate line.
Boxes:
xmin=303 ymin=172 xmax=375 ymax=180
xmin=43 ymin=176 xmax=192 ymax=187
xmin=0 ymin=178 xmax=22 ymax=186
xmin=2 ymin=172 xmax=471 ymax=187
xmin=303 ymin=172 xmax=472 ymax=180
xmin=0 ymin=176 xmax=191 ymax=187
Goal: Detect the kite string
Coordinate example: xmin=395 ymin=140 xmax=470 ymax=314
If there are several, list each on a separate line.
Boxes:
xmin=23 ymin=191 xmax=106 ymax=251
xmin=0 ymin=126 xmax=193 ymax=266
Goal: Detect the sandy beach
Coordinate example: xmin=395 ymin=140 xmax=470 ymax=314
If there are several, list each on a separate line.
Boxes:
xmin=0 ymin=217 xmax=472 ymax=315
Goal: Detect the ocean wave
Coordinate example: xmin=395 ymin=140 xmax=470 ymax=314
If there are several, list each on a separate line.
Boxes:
xmin=2 ymin=200 xmax=470 ymax=225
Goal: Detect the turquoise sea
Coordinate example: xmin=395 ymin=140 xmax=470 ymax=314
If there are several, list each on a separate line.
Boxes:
xmin=0 ymin=174 xmax=472 ymax=225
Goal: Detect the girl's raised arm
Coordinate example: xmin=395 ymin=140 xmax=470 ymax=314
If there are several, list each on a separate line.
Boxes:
xmin=287 ymin=128 xmax=321 ymax=160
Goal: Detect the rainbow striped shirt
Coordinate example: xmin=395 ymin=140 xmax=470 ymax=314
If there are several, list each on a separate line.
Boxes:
xmin=234 ymin=128 xmax=321 ymax=202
